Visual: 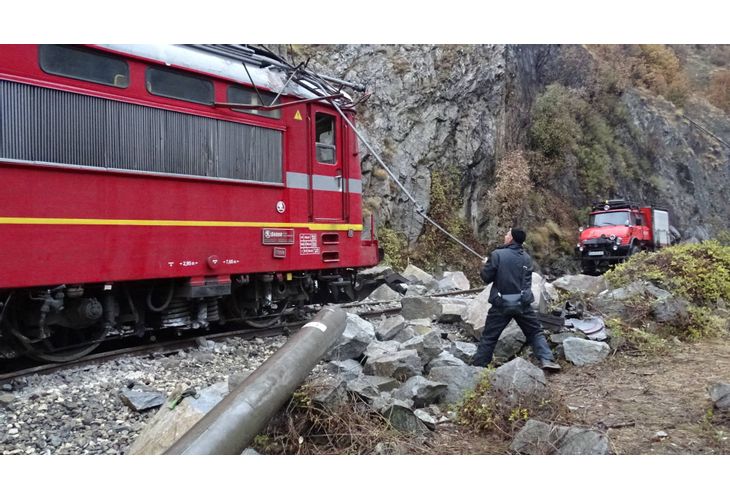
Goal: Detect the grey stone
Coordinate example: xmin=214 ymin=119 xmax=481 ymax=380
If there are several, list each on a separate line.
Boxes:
xmin=373 ymin=441 xmax=409 ymax=455
xmin=407 ymin=318 xmax=433 ymax=335
xmin=364 ymin=340 xmax=401 ymax=360
xmin=405 ymin=284 xmax=429 ymax=297
xmin=346 ymin=377 xmax=381 ymax=401
xmin=2 ymin=383 xmax=12 ymax=392
xmin=592 ymin=281 xmax=649 ymax=315
xmin=310 ymin=375 xmax=347 ymax=409
xmin=493 ymin=322 xmax=527 ymax=363
xmin=563 ymin=338 xmax=610 ymax=366
xmin=128 ymin=382 xmax=229 ymax=454
xmin=363 ymin=349 xmax=423 ymax=381
xmin=401 ymin=296 xmax=442 ymax=320
xmin=436 ymin=271 xmax=470 ymax=292
xmin=652 ymin=296 xmax=690 ymax=323
xmin=402 ymin=264 xmax=438 ymax=289
xmin=376 ymin=315 xmax=407 ymax=341
xmin=449 ymin=341 xmax=477 ymax=363
xmin=393 ymin=376 xmax=448 ymax=408
xmin=325 ymin=313 xmax=376 ymax=361
xmin=324 ymin=359 xmax=364 ymax=381
xmin=357 ymin=264 xmax=393 ymax=281
xmin=425 ymin=351 xmax=466 ymax=373
xmin=552 ymin=274 xmax=609 ymax=296
xmin=402 ymin=330 xmax=445 ymax=365
xmin=367 ymin=283 xmax=403 ymax=302
xmin=241 ymin=448 xmax=260 ymax=455
xmin=549 ymin=331 xmax=587 ymax=344
xmin=463 ymin=286 xmax=493 ymax=338
xmin=227 ymin=371 xmax=253 ymax=392
xmin=510 ymin=419 xmax=610 ymax=455
xmin=708 ymin=382 xmax=730 ymax=411
xmin=436 ymin=302 xmax=468 ymax=323
xmin=392 ymin=326 xmax=417 ymax=343
xmin=119 ymin=387 xmax=167 ymax=412
xmin=380 ymin=402 xmax=429 ymax=435
xmin=490 ymin=358 xmax=549 ymax=405
xmin=428 ymin=365 xmax=484 ymax=404
xmin=414 ymin=409 xmax=438 ymax=430
xmin=0 ymin=393 xmax=16 ymax=406
xmin=362 ymin=375 xmax=400 ymax=392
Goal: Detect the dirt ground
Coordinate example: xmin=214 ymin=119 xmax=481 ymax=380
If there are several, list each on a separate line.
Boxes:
xmin=431 ymin=336 xmax=730 ymax=455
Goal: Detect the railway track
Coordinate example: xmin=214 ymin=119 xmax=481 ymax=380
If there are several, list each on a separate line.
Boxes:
xmin=0 ymin=286 xmax=484 ymax=382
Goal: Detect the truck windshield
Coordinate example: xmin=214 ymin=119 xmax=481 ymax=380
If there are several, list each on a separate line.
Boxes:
xmin=589 ymin=211 xmax=630 ymax=227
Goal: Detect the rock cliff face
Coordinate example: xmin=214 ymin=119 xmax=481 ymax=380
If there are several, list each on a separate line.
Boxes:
xmin=274 ymin=44 xmax=729 ymax=244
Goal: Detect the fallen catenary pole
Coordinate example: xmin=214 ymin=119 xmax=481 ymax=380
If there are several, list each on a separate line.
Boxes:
xmin=165 ymin=306 xmax=347 ymax=455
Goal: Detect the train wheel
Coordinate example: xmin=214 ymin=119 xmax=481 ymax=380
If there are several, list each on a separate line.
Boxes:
xmin=4 ymin=306 xmax=106 ymax=363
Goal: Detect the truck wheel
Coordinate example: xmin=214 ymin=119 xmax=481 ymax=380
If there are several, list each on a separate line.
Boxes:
xmin=629 ymin=244 xmax=641 ymax=257
xmin=581 ymin=262 xmax=597 ymax=275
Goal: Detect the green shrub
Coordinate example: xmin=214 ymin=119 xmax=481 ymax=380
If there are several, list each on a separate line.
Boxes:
xmin=377 ymin=227 xmax=409 ymax=271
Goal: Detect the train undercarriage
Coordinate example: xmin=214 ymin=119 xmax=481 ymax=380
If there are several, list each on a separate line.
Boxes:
xmin=0 ymin=270 xmax=360 ymax=363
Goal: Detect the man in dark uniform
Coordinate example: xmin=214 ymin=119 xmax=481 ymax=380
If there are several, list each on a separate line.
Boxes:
xmin=472 ymin=227 xmax=561 ymax=371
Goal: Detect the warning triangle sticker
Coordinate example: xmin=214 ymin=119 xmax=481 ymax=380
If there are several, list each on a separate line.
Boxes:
xmin=294 ymin=110 xmax=303 ymax=121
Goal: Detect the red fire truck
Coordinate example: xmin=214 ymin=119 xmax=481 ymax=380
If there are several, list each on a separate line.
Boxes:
xmin=576 ymin=199 xmax=677 ymax=274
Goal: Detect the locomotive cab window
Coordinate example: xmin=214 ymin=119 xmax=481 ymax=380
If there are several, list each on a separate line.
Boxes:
xmin=315 ymin=113 xmax=336 ymax=164
xmin=228 ymin=86 xmax=281 ymax=119
xmin=146 ymin=67 xmax=213 ymax=105
xmin=39 ymin=45 xmax=129 ymax=88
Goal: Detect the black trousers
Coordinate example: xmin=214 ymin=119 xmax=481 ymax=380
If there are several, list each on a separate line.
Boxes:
xmin=472 ymin=305 xmax=554 ymax=367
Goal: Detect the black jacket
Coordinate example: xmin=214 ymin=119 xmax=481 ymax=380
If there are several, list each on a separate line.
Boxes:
xmin=480 ymin=243 xmax=534 ymax=305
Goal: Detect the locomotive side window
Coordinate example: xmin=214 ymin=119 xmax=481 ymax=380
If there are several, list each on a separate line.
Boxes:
xmin=39 ymin=45 xmax=129 ymax=88
xmin=315 ymin=113 xmax=336 ymax=164
xmin=228 ymin=86 xmax=281 ymax=119
xmin=146 ymin=67 xmax=214 ymax=105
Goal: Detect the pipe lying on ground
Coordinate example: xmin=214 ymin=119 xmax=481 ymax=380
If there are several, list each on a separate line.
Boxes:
xmin=164 ymin=306 xmax=347 ymax=455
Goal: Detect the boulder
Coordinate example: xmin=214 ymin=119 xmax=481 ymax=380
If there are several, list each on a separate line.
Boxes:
xmin=401 ymin=296 xmax=442 ymax=320
xmin=325 ymin=313 xmax=376 ymax=361
xmin=428 ymin=365 xmax=484 ymax=404
xmin=376 ymin=315 xmax=407 ymax=341
xmin=548 ymin=331 xmax=587 ymax=345
xmin=652 ymin=296 xmax=690 ymax=324
xmin=552 ymin=274 xmax=609 ymax=296
xmin=593 ymin=281 xmax=658 ymax=316
xmin=380 ymin=402 xmax=429 ymax=434
xmin=437 ymin=302 xmax=468 ymax=323
xmin=708 ymin=382 xmax=730 ymax=411
xmin=127 ymin=382 xmax=229 ymax=455
xmin=449 ymin=341 xmax=477 ymax=363
xmin=363 ymin=349 xmax=423 ymax=381
xmin=414 ymin=409 xmax=438 ymax=430
xmin=346 ymin=377 xmax=381 ymax=401
xmin=393 ymin=376 xmax=448 ymax=408
xmin=510 ymin=419 xmax=610 ymax=455
xmin=371 ymin=392 xmax=414 ymax=412
xmin=563 ymin=338 xmax=610 ymax=366
xmin=407 ymin=318 xmax=433 ymax=335
xmin=392 ymin=326 xmax=418 ymax=343
xmin=367 ymin=283 xmax=403 ymax=302
xmin=490 ymin=358 xmax=549 ymax=405
xmin=362 ymin=375 xmax=401 ymax=392
xmin=310 ymin=375 xmax=348 ymax=409
xmin=324 ymin=359 xmax=363 ymax=382
xmin=364 ymin=340 xmax=401 ymax=360
xmin=405 ymin=284 xmax=429 ymax=297
xmin=119 ymin=386 xmax=167 ymax=412
xmin=425 ymin=351 xmax=466 ymax=373
xmin=463 ymin=286 xmax=492 ymax=338
xmin=357 ymin=264 xmax=393 ymax=281
xmin=401 ymin=330 xmax=445 ymax=365
xmin=492 ymin=322 xmax=527 ymax=364
xmin=402 ymin=264 xmax=438 ymax=289
xmin=436 ymin=271 xmax=470 ymax=292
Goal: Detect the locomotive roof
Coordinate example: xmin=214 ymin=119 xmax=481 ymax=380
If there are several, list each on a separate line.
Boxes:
xmin=96 ymin=44 xmax=351 ymax=104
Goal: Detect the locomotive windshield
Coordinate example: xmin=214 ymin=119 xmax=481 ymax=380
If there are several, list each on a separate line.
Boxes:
xmin=590 ymin=210 xmax=630 ymax=227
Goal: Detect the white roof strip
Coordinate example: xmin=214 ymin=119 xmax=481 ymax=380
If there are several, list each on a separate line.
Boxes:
xmin=96 ymin=44 xmax=319 ymax=100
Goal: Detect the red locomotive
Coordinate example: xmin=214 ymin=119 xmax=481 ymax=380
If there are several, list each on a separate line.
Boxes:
xmin=0 ymin=44 xmax=381 ymax=362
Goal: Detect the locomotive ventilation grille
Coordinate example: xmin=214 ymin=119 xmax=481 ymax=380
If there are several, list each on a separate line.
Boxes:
xmin=0 ymin=80 xmax=282 ymax=183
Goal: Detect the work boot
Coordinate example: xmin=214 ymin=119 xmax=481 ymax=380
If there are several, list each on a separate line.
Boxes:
xmin=539 ymin=359 xmax=561 ymax=372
